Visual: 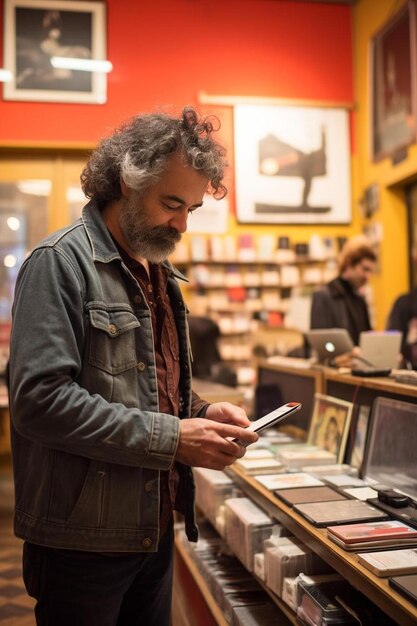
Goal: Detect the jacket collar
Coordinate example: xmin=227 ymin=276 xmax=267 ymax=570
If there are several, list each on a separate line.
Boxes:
xmin=81 ymin=200 xmax=188 ymax=282
xmin=328 ymin=276 xmax=353 ymax=299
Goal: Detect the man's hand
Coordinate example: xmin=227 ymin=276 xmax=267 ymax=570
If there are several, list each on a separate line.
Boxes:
xmin=204 ymin=402 xmax=251 ymax=427
xmin=175 ymin=403 xmax=258 ymax=470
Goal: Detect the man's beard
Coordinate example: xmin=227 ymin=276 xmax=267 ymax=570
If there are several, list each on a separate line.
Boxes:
xmin=119 ymin=195 xmax=181 ymax=263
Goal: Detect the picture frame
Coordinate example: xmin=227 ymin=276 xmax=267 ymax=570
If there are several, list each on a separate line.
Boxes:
xmin=307 ymin=393 xmax=353 ymax=463
xmin=3 ymin=0 xmax=108 ymax=104
xmin=349 ymin=404 xmax=371 ymax=469
xmin=233 ymin=103 xmax=351 ymax=224
xmin=370 ymin=1 xmax=417 ymax=162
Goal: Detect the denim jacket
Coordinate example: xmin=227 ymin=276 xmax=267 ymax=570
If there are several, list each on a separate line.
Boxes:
xmin=8 ymin=201 xmax=205 ymax=552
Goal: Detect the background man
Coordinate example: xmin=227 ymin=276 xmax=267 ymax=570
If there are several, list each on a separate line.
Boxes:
xmin=310 ymin=235 xmax=376 ymax=345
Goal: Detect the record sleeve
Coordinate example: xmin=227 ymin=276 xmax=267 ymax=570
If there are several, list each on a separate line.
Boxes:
xmin=358 ymin=548 xmax=417 ymax=577
xmin=321 ymin=473 xmax=371 ymax=488
xmin=301 ymin=463 xmax=356 ymax=476
xmin=277 ymin=448 xmax=336 ymax=469
xmin=340 ymin=486 xmax=379 ymax=501
xmin=327 ymin=520 xmax=417 ymax=544
xmin=274 ymin=485 xmax=348 ymax=507
xmin=328 ymin=534 xmax=417 ymax=552
xmin=234 ymin=457 xmax=285 ymax=474
xmin=296 ymin=577 xmax=357 ymax=626
xmin=327 ymin=521 xmax=417 ymax=551
xmin=231 ymin=601 xmax=293 ymax=626
xmin=389 ymin=574 xmax=417 ymax=604
xmin=254 ymin=472 xmax=324 ymax=491
xmin=293 ymin=499 xmax=388 ymax=528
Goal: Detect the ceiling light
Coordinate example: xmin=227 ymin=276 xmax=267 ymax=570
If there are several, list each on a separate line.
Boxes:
xmin=0 ymin=69 xmax=13 ymax=82
xmin=7 ymin=217 xmax=21 ymax=231
xmin=17 ymin=180 xmax=52 ymax=196
xmin=4 ymin=254 xmax=17 ymax=268
xmin=51 ymin=57 xmax=113 ymax=73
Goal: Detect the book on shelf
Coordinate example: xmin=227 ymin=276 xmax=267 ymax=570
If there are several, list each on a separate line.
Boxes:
xmin=257 ymin=235 xmax=276 ymax=261
xmin=209 ymin=235 xmax=225 ymax=261
xmin=327 ymin=521 xmax=417 ymax=551
xmin=389 ymin=574 xmax=417 ymax=604
xmin=280 ymin=265 xmax=301 ymax=287
xmin=225 ymin=264 xmax=243 ymax=287
xmin=234 ymin=457 xmax=285 ymax=475
xmin=207 ymin=266 xmax=225 ymax=287
xmin=237 ymin=234 xmax=256 ymax=262
xmin=293 ymin=498 xmax=388 ymax=528
xmin=261 ymin=290 xmax=281 ymax=311
xmin=260 ymin=265 xmax=280 ymax=286
xmin=227 ymin=287 xmax=247 ymax=304
xmin=190 ymin=235 xmax=209 ymax=262
xmin=242 ymin=266 xmax=261 ymax=287
xmin=301 ymin=266 xmax=323 ymax=285
xmin=223 ymin=235 xmax=238 ymax=261
xmin=208 ymin=290 xmax=229 ymax=310
xmin=246 ymin=288 xmax=262 ymax=311
xmin=339 ymin=486 xmax=379 ymax=501
xmin=191 ymin=263 xmax=210 ymax=286
xmin=357 ymin=548 xmax=417 ymax=577
xmin=277 ymin=448 xmax=336 ymax=469
xmin=254 ymin=472 xmax=324 ymax=491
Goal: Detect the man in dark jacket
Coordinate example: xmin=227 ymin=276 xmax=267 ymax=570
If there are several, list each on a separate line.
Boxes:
xmin=387 ymin=287 xmax=417 ymax=368
xmin=8 ymin=107 xmax=257 ymax=626
xmin=310 ymin=236 xmax=376 ymax=345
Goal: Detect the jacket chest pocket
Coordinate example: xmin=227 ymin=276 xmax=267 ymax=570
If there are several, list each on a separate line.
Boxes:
xmin=88 ymin=307 xmax=140 ymax=374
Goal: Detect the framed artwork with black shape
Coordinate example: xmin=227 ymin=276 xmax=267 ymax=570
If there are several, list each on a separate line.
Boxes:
xmin=3 ymin=0 xmax=108 ymax=103
xmin=234 ymin=103 xmax=351 ymax=224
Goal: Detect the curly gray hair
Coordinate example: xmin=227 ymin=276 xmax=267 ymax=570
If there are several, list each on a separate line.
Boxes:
xmin=81 ymin=107 xmax=227 ymax=205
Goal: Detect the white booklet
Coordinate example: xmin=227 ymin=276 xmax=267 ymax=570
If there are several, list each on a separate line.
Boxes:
xmin=254 ymin=472 xmax=323 ymax=491
xmin=358 ymin=548 xmax=417 ymax=577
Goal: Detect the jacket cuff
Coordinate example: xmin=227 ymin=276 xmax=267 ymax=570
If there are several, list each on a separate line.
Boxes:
xmin=147 ymin=412 xmax=180 ymax=469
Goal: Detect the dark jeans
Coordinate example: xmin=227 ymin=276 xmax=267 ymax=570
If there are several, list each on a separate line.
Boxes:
xmin=22 ymin=525 xmax=174 ymax=626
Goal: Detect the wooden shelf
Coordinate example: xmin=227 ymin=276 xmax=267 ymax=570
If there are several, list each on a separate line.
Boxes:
xmin=175 ymin=257 xmax=336 ymax=266
xmin=175 ymin=537 xmax=229 ymax=626
xmin=322 ymin=366 xmax=417 ymax=400
xmin=225 ymin=464 xmax=417 ymax=626
xmin=175 ymin=527 xmax=298 ymax=626
xmin=177 ymin=458 xmax=417 ymax=625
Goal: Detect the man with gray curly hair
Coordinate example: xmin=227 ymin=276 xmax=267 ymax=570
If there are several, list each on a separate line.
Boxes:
xmin=8 ymin=107 xmax=257 ymax=626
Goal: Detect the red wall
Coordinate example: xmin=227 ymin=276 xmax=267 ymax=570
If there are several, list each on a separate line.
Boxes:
xmin=0 ymin=0 xmax=353 ymax=144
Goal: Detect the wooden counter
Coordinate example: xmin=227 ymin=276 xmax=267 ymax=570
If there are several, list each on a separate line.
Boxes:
xmin=192 ymin=378 xmax=245 ymax=405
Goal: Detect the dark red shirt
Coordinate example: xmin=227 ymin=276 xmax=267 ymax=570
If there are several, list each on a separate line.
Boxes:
xmin=116 ymin=244 xmax=180 ymax=538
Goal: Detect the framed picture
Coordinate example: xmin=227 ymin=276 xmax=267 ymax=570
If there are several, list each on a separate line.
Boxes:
xmin=307 ymin=393 xmax=353 ymax=463
xmin=234 ymin=104 xmax=351 ymax=224
xmin=370 ymin=1 xmax=417 ymax=161
xmin=3 ymin=0 xmax=108 ymax=103
xmin=349 ymin=404 xmax=371 ymax=469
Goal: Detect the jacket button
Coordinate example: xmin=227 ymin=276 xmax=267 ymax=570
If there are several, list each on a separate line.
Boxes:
xmin=134 ymin=295 xmax=141 ymax=304
xmin=136 ymin=362 xmax=146 ymax=371
xmin=144 ymin=481 xmax=153 ymax=492
xmin=142 ymin=538 xmax=152 ymax=549
xmin=108 ymin=324 xmax=117 ymax=335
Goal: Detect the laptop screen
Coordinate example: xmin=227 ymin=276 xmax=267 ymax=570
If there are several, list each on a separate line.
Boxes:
xmin=306 ymin=328 xmax=354 ymax=363
xmin=359 ymin=331 xmax=402 ymax=369
xmin=362 ymin=396 xmax=417 ymax=500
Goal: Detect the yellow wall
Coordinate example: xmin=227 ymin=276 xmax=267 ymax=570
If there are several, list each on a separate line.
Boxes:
xmin=353 ymin=0 xmax=415 ymax=329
